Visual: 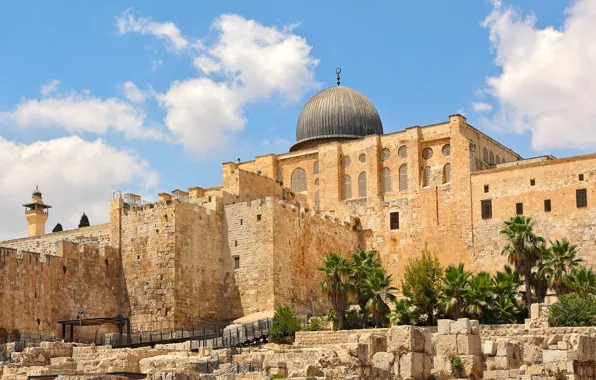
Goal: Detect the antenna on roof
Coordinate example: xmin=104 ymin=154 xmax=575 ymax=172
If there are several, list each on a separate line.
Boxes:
xmin=336 ymin=67 xmax=341 ymax=86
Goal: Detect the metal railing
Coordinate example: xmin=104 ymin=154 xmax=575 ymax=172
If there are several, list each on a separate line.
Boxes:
xmin=193 ymin=318 xmax=273 ymax=349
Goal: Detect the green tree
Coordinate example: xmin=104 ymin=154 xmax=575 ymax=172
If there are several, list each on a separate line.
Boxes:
xmin=462 ymin=272 xmax=492 ymax=320
xmin=500 ymin=216 xmax=545 ymax=305
xmin=363 ymin=268 xmax=397 ymax=327
xmin=52 ymin=223 xmax=63 ymax=233
xmin=440 ymin=264 xmax=472 ymax=319
xmin=565 ymin=267 xmax=596 ymax=297
xmin=390 ymin=299 xmax=412 ymax=325
xmin=548 ymin=294 xmax=596 ymax=327
xmin=492 ymin=265 xmax=522 ymax=302
xmin=269 ymin=306 xmax=302 ymax=343
xmin=318 ymin=253 xmax=353 ymax=330
xmin=541 ymin=239 xmax=582 ymax=295
xmin=401 ymin=246 xmax=443 ymax=326
xmin=351 ymin=250 xmax=382 ymax=313
xmin=78 ymin=212 xmax=90 ymax=228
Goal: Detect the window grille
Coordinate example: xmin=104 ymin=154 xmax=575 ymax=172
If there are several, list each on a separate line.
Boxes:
xmin=422 ymin=148 xmax=433 ymax=159
xmin=381 ymin=168 xmax=392 ymax=193
xmin=496 ymin=154 xmax=501 ymax=164
xmin=342 ymin=156 xmax=351 ymax=168
xmin=423 ymin=166 xmax=431 ymax=187
xmin=443 ymin=163 xmax=452 ymax=184
xmin=483 ymin=148 xmax=489 ymax=163
xmin=380 ymin=148 xmax=391 ymax=161
xmin=359 ymin=153 xmax=366 ymax=163
xmin=277 ymin=167 xmax=284 ymax=182
xmin=358 ymin=172 xmax=367 ymax=197
xmin=342 ymin=175 xmax=352 ymax=200
xmin=442 ymin=144 xmax=451 ymax=156
xmin=291 ymin=168 xmax=307 ymax=192
xmin=399 ymin=164 xmax=408 ymax=191
xmin=516 ymin=203 xmax=523 ymax=215
xmin=390 ymin=212 xmax=399 ymax=230
xmin=234 ymin=256 xmax=240 ymax=269
xmin=577 ymin=189 xmax=587 ymax=208
xmin=481 ymin=200 xmax=492 ymax=219
xmin=484 ymin=185 xmax=489 ymax=193
xmin=544 ymin=199 xmax=551 ymax=212
xmin=315 ymin=178 xmax=319 ymax=186
xmin=398 ymin=145 xmax=407 ymax=158
xmin=490 ymin=151 xmax=495 ymax=165
xmin=313 ymin=161 xmax=319 ymax=175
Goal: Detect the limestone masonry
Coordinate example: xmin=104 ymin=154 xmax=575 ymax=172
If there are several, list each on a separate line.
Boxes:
xmin=1 ymin=83 xmax=595 ymax=339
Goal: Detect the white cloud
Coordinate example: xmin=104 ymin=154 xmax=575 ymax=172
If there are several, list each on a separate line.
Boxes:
xmin=156 ymin=14 xmax=319 ymax=155
xmin=122 ymin=81 xmax=146 ymax=103
xmin=0 ymin=136 xmax=158 ymax=240
xmin=116 ymin=9 xmax=189 ymax=52
xmin=40 ymin=79 xmax=60 ymax=97
xmin=480 ymin=0 xmax=596 ymax=151
xmin=260 ymin=139 xmax=270 ymax=147
xmin=472 ymin=102 xmax=493 ymax=113
xmin=0 ymin=87 xmax=161 ymax=139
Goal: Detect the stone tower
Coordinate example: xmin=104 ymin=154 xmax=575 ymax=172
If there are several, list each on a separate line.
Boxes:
xmin=23 ymin=185 xmax=52 ymax=236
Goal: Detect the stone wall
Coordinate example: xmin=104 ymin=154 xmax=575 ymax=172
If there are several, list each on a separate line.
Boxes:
xmin=0 ymin=241 xmax=122 ymax=338
xmin=295 ymin=328 xmax=390 ymax=347
xmin=0 ymin=224 xmax=111 ymax=256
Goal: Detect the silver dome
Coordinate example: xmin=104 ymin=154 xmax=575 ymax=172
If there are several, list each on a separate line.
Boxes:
xmin=290 ymin=86 xmax=383 ymax=151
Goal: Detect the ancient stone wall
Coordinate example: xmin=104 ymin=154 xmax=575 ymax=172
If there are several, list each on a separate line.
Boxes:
xmin=471 ymin=154 xmax=596 ymax=271
xmin=0 ymin=241 xmax=122 ymax=338
xmin=0 ymin=224 xmax=111 ymax=256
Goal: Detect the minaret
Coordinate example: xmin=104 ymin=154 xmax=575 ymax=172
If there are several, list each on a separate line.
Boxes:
xmin=23 ymin=185 xmax=52 ymax=236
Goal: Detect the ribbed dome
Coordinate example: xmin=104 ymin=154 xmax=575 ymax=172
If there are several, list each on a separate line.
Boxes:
xmin=290 ymin=86 xmax=383 ymax=151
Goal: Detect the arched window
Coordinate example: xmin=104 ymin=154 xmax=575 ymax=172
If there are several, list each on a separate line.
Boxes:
xmin=277 ymin=167 xmax=284 ymax=182
xmin=495 ymin=154 xmax=501 ymax=164
xmin=359 ymin=153 xmax=366 ymax=163
xmin=291 ymin=168 xmax=307 ymax=192
xmin=442 ymin=144 xmax=451 ymax=156
xmin=342 ymin=175 xmax=352 ymax=200
xmin=380 ymin=148 xmax=391 ymax=161
xmin=483 ymin=148 xmax=488 ymax=163
xmin=489 ymin=151 xmax=495 ymax=165
xmin=358 ymin=172 xmax=367 ymax=198
xmin=501 ymin=158 xmax=506 ymax=164
xmin=314 ymin=190 xmax=320 ymax=210
xmin=342 ymin=156 xmax=351 ymax=168
xmin=423 ymin=166 xmax=431 ymax=187
xmin=398 ymin=145 xmax=408 ymax=158
xmin=313 ymin=161 xmax=319 ymax=174
xmin=443 ymin=163 xmax=452 ymax=184
xmin=399 ymin=164 xmax=408 ymax=191
xmin=381 ymin=168 xmax=392 ymax=194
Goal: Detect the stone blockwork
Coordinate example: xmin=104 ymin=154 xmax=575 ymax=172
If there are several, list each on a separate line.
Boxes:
xmin=0 ymin=242 xmax=123 ymax=339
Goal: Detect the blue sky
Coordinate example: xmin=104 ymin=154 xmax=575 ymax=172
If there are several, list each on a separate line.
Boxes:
xmin=0 ymin=0 xmax=594 ymax=238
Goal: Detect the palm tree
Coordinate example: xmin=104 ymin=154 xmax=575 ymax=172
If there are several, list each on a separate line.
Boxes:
xmin=492 ymin=265 xmax=522 ymax=302
xmin=500 ymin=216 xmax=545 ymax=305
xmin=351 ymin=250 xmax=382 ymax=312
xmin=318 ymin=253 xmax=353 ymax=330
xmin=391 ymin=299 xmax=412 ymax=325
xmin=541 ymin=239 xmax=582 ymax=295
xmin=462 ymin=272 xmax=493 ymax=320
xmin=440 ymin=264 xmax=472 ymax=319
xmin=565 ymin=267 xmax=596 ymax=297
xmin=363 ymin=268 xmax=397 ymax=327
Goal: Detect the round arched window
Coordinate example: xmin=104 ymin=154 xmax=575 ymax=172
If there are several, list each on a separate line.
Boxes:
xmin=291 ymin=168 xmax=307 ymax=192
xmin=380 ymin=148 xmax=391 ymax=161
xmin=359 ymin=153 xmax=366 ymax=163
xmin=422 ymin=148 xmax=433 ymax=159
xmin=442 ymin=144 xmax=451 ymax=156
xmin=398 ymin=145 xmax=407 ymax=158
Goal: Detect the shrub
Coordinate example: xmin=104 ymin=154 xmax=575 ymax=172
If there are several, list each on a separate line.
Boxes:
xmin=305 ymin=317 xmax=324 ymax=331
xmin=269 ymin=306 xmax=301 ymax=343
xmin=448 ymin=355 xmax=464 ymax=378
xmin=548 ymin=294 xmax=596 ymax=327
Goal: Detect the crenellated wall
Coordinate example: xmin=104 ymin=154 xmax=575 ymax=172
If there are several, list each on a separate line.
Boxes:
xmin=0 ymin=241 xmax=123 ymax=338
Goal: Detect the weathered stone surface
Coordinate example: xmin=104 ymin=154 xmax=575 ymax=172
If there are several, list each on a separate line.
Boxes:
xmin=452 ymin=318 xmax=472 ymax=335
xmin=435 ymin=335 xmax=457 ymax=356
xmin=371 ymin=352 xmax=394 ymax=373
xmin=543 ymin=349 xmax=568 ymax=363
xmin=456 ymin=334 xmax=481 ymax=355
xmin=484 ymin=340 xmax=497 ymax=356
xmin=388 ymin=326 xmax=426 ymax=353
xmin=396 ymin=352 xmax=430 ymax=379
xmin=437 ymin=319 xmax=452 ymax=335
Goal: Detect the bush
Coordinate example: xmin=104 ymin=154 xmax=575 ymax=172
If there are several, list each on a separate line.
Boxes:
xmin=306 ymin=317 xmax=324 ymax=331
xmin=548 ymin=294 xmax=596 ymax=327
xmin=269 ymin=306 xmax=301 ymax=343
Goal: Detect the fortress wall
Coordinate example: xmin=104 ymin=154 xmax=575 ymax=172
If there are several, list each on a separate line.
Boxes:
xmin=0 ymin=241 xmax=122 ymax=338
xmin=471 ymin=154 xmax=596 ymax=271
xmin=173 ymin=202 xmax=223 ymax=325
xmin=223 ymin=198 xmax=276 ymax=319
xmin=117 ymin=201 xmax=177 ymax=331
xmin=0 ymin=224 xmax=111 ymax=256
xmin=272 ymin=200 xmax=361 ymax=316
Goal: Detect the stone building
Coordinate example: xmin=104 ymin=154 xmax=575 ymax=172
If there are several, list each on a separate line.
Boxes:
xmin=1 ymin=79 xmax=595 ymax=338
